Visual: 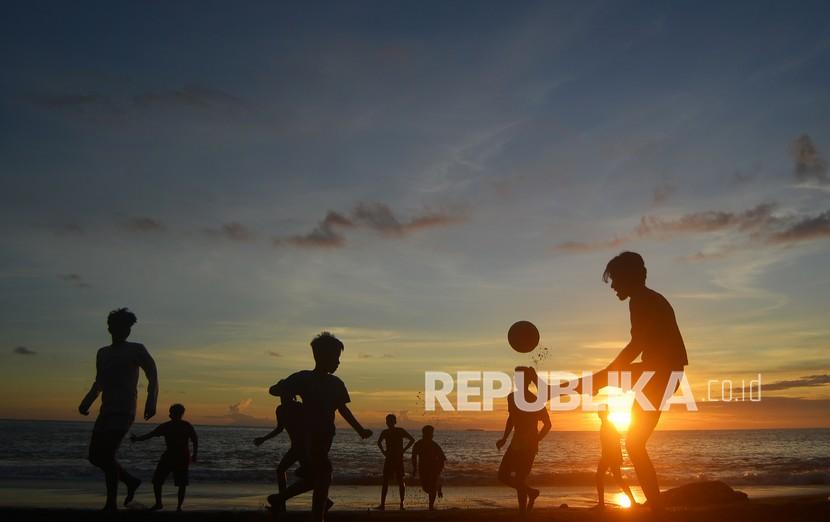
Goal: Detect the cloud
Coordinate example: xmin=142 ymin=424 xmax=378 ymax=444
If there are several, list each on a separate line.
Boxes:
xmin=762 ymin=374 xmax=830 ymax=392
xmin=58 ymin=273 xmax=91 ymax=288
xmin=206 ymin=222 xmax=255 ymax=242
xmin=132 ymin=86 xmax=241 ymax=110
xmin=21 ymin=93 xmax=101 ymax=110
xmin=266 ymin=350 xmax=281 ymax=357
xmin=768 ymin=210 xmax=830 ymax=244
xmin=285 ymin=211 xmax=354 ymax=248
xmin=12 ymin=346 xmax=36 ymax=355
xmin=220 ymin=397 xmax=268 ymax=426
xmin=635 ymin=204 xmax=777 ymax=237
xmin=357 ymin=352 xmax=396 ymax=359
xmin=792 ymin=134 xmax=828 ymax=184
xmin=283 ymin=203 xmax=461 ymax=248
xmin=124 ymin=217 xmax=165 ymax=233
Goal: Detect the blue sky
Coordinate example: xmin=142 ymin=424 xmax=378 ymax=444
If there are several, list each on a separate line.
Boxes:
xmin=2 ymin=1 xmax=829 ymax=428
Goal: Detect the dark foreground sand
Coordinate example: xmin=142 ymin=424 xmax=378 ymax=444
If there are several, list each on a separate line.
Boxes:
xmin=2 ymin=496 xmax=829 ymax=522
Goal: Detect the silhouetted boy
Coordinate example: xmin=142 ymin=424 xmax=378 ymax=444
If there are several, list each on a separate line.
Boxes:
xmin=376 ymin=413 xmax=414 ymax=511
xmin=268 ymin=332 xmax=373 ymax=522
xmin=496 ymin=366 xmax=551 ymax=513
xmin=131 ymin=403 xmax=198 ymax=512
xmin=254 ymin=384 xmax=306 ymax=493
xmin=411 ymin=425 xmax=446 ymax=511
xmin=595 ymin=409 xmax=636 ymax=509
xmin=78 ymin=307 xmax=158 ymax=511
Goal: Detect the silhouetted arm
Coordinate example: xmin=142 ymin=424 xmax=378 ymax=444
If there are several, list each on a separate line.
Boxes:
xmin=496 ymin=415 xmax=513 ymax=450
xmin=254 ymin=423 xmax=283 ymax=446
xmin=337 ymin=405 xmax=372 ymax=439
xmin=138 ymin=346 xmax=158 ymax=420
xmin=130 ymin=425 xmax=161 ymax=443
xmin=607 ymin=339 xmax=643 ymax=370
xmin=268 ymin=381 xmax=284 ymax=397
xmin=190 ymin=425 xmax=198 ymax=462
xmin=78 ymin=351 xmax=102 ymax=415
xmin=411 ymin=442 xmax=419 ymax=475
xmin=537 ymin=409 xmax=552 ymax=443
xmin=402 ymin=429 xmax=415 ymax=453
xmin=377 ymin=430 xmax=387 ymax=456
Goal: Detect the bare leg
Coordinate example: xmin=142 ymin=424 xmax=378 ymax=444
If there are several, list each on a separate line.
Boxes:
xmin=151 ymin=482 xmax=163 ymax=510
xmin=311 ymin=471 xmax=331 ymax=522
xmin=611 ymin=467 xmax=636 ymax=505
xmin=177 ymin=485 xmax=186 ymax=511
xmin=596 ymin=461 xmax=608 ymax=507
xmin=398 ymin=472 xmax=406 ymax=509
xmin=379 ymin=473 xmax=389 ymax=509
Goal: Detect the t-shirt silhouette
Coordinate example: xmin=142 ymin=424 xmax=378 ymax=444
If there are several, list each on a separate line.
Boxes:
xmin=506 ymin=392 xmax=549 ymax=452
xmin=93 ymin=342 xmax=156 ymax=430
xmin=149 ymin=419 xmax=196 ymax=463
xmin=282 ymin=370 xmax=350 ymax=437
xmin=413 ymin=439 xmax=446 ymax=471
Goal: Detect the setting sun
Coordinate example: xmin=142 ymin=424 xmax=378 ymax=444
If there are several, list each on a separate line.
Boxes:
xmin=615 ymin=493 xmax=633 ymax=508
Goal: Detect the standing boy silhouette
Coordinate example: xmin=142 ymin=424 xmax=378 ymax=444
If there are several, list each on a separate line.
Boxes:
xmin=376 ymin=413 xmax=414 ymax=511
xmin=267 ymin=332 xmax=372 ymax=522
xmin=78 ymin=308 xmax=158 ymax=511
xmin=131 ymin=403 xmax=198 ymax=511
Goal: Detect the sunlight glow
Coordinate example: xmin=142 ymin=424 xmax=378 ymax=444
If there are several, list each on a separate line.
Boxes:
xmin=615 ymin=492 xmax=632 ymax=508
xmin=599 ymin=389 xmax=635 ymax=431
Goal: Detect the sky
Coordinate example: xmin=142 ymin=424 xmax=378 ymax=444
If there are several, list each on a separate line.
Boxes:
xmin=1 ymin=0 xmax=829 ymax=430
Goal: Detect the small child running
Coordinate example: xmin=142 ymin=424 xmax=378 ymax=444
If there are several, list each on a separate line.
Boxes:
xmin=254 ymin=385 xmax=305 ymax=493
xmin=596 ymin=409 xmax=637 ymax=509
xmin=131 ymin=403 xmax=198 ymax=512
xmin=411 ymin=425 xmax=446 ymax=511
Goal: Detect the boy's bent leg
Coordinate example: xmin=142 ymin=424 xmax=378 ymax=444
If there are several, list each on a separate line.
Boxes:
xmin=88 ymin=429 xmax=128 ymax=510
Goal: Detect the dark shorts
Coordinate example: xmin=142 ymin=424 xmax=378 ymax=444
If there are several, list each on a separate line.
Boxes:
xmin=419 ymin=469 xmax=441 ymax=493
xmin=383 ymin=458 xmax=405 ymax=480
xmin=153 ymin=452 xmax=189 ymax=487
xmin=499 ymin=444 xmax=536 ymax=478
xmin=88 ymin=429 xmax=127 ymax=467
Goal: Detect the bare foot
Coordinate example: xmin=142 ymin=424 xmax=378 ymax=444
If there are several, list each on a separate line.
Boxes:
xmin=374 ymin=504 xmax=385 ymax=511
xmin=267 ymin=494 xmax=286 ymax=513
xmin=527 ymin=488 xmax=540 ymax=512
xmin=124 ymin=478 xmax=141 ymax=506
xmin=150 ymin=503 xmax=163 ymax=511
xmin=325 ymin=499 xmax=334 ymax=512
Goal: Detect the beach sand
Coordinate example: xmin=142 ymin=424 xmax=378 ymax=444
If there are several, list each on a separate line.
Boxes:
xmin=2 ymin=495 xmax=829 ymax=522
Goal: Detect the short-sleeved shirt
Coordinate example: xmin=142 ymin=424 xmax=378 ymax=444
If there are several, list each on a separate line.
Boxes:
xmin=93 ymin=342 xmax=156 ymax=430
xmin=150 ymin=420 xmax=196 ymax=463
xmin=507 ymin=392 xmax=549 ymax=452
xmin=380 ymin=427 xmax=411 ymax=460
xmin=413 ymin=439 xmax=446 ymax=472
xmin=630 ymin=288 xmax=688 ymax=370
xmin=281 ymin=370 xmax=350 ymax=437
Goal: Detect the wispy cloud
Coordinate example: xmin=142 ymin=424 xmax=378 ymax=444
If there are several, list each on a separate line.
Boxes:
xmin=124 ymin=217 xmax=165 ymax=233
xmin=768 ymin=210 xmax=830 ymax=244
xmin=205 ymin=222 xmax=255 ymax=242
xmin=132 ymin=86 xmax=241 ymax=110
xmin=58 ymin=273 xmax=90 ymax=289
xmin=764 ymin=374 xmax=830 ymax=391
xmin=281 ymin=203 xmax=461 ymax=248
xmin=792 ymin=134 xmax=828 ymax=185
xmin=12 ymin=346 xmax=36 ymax=356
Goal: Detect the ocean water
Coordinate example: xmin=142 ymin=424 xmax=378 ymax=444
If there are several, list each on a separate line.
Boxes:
xmin=0 ymin=420 xmax=828 ymax=509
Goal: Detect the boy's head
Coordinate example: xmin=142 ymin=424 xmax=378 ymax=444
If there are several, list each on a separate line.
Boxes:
xmin=422 ymin=425 xmax=434 ymax=441
xmin=310 ymin=332 xmax=344 ymax=373
xmin=385 ymin=414 xmax=397 ymax=428
xmin=169 ymin=403 xmax=186 ymax=420
xmin=107 ymin=308 xmax=137 ymax=342
xmin=597 ymin=408 xmax=609 ymax=421
xmin=602 ymin=251 xmax=646 ymax=300
xmin=515 ymin=366 xmax=538 ymax=392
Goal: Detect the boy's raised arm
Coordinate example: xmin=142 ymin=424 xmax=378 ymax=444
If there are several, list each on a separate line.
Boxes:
xmin=130 ymin=425 xmax=161 ymax=443
xmin=337 ymin=405 xmax=372 ymax=439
